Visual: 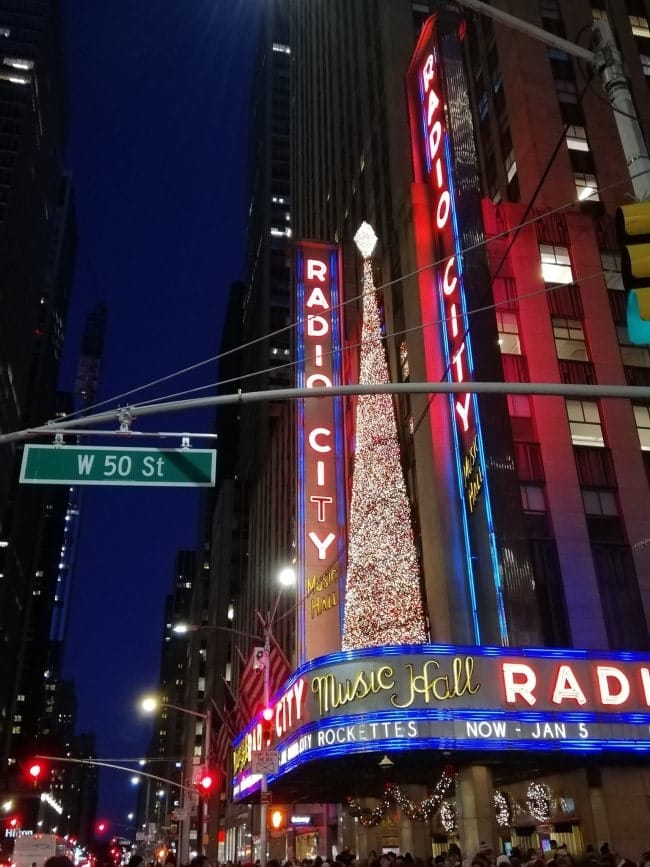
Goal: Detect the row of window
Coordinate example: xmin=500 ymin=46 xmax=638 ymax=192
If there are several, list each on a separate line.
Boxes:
xmin=508 ymin=387 xmax=649 ymax=452
xmin=496 ymin=241 xmax=650 ymax=366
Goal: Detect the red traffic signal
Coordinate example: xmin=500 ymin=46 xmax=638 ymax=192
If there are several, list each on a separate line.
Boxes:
xmin=197 ymin=768 xmax=219 ymax=796
xmin=26 ymin=760 xmax=45 ymax=785
xmin=96 ymin=820 xmax=108 ymax=835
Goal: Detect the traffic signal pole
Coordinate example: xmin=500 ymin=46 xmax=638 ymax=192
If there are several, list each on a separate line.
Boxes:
xmin=454 ymin=0 xmax=650 ymax=200
xmin=259 ymin=626 xmax=271 ymax=867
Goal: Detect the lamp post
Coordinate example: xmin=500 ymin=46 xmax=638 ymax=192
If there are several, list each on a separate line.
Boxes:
xmin=173 ymin=565 xmax=296 ymax=867
xmin=141 ymin=696 xmax=212 ymax=861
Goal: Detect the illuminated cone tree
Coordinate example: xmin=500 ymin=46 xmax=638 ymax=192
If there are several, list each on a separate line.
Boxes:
xmin=342 ymin=223 xmax=428 ymax=649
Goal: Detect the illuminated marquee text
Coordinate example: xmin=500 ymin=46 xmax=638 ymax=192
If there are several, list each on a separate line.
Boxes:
xmin=503 ymin=662 xmax=650 ymax=707
xmin=299 ymin=247 xmax=342 ymax=634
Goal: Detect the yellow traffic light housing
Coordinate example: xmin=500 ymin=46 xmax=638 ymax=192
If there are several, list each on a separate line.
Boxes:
xmin=616 ymin=201 xmax=650 ymax=345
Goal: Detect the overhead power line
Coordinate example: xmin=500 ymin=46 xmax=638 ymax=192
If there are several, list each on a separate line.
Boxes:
xmin=56 ymin=165 xmax=645 ymax=427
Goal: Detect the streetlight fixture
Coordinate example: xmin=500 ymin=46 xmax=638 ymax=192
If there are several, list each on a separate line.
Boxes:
xmin=140 ymin=696 xmax=212 ymax=859
xmin=171 ymin=565 xmax=296 ymax=867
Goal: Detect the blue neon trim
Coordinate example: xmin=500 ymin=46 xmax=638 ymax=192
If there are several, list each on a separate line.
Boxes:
xmin=433 ymin=133 xmax=480 ymax=643
xmin=296 ymin=248 xmax=307 ymax=662
xmin=329 ymin=249 xmax=347 ymax=635
xmin=444 ymin=130 xmax=508 ymax=643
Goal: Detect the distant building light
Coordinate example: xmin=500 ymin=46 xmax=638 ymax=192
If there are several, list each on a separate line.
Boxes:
xmin=3 ymin=57 xmax=33 ymax=70
xmin=272 ymin=43 xmax=291 ymax=54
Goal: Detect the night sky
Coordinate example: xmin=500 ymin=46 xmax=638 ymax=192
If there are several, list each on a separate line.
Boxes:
xmin=58 ymin=0 xmax=259 ymax=826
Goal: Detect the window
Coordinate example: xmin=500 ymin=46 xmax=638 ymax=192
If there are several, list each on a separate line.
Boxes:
xmin=640 ymin=53 xmax=650 ymax=78
xmin=630 ymin=15 xmax=650 ymax=37
xmin=540 ymin=244 xmax=573 ymax=284
xmin=633 ymin=404 xmax=650 ymax=449
xmin=617 ymin=325 xmax=650 ymax=366
xmin=508 ymin=394 xmax=531 ymax=417
xmin=566 ymin=399 xmax=605 ymax=446
xmin=601 ymin=250 xmax=623 ymax=290
xmin=505 ymin=149 xmax=517 ymax=182
xmin=574 ymin=172 xmax=599 ymax=201
xmin=566 ymin=124 xmax=589 ymax=151
xmin=3 ymin=57 xmax=33 ymax=70
xmin=555 ymin=78 xmax=578 ymax=103
xmin=496 ymin=310 xmax=521 ymax=354
xmin=508 ymin=393 xmax=535 ymax=439
xmin=553 ymin=317 xmax=588 ymax=360
xmin=521 ymin=484 xmax=546 ymax=511
xmin=582 ymin=489 xmax=618 ymax=515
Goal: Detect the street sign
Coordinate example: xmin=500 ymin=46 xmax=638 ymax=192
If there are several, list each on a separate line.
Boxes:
xmin=252 ymin=750 xmax=278 ymax=775
xmin=19 ymin=444 xmax=216 ymax=487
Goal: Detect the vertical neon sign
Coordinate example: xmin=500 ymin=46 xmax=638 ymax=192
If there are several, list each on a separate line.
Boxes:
xmin=296 ymin=241 xmax=346 ymax=663
xmin=407 ymin=16 xmax=507 ymax=644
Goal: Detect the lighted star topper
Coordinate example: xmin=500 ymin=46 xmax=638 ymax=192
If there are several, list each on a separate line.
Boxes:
xmin=354 ymin=221 xmax=378 ymax=259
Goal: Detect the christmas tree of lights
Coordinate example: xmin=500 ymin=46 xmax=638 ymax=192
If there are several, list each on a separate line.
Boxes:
xmin=342 ymin=223 xmax=428 ymax=650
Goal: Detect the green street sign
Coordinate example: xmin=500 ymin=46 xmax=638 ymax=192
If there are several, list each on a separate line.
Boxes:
xmin=20 ymin=444 xmax=216 ymax=487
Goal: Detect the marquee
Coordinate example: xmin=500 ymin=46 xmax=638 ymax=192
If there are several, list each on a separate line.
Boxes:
xmin=231 ymin=644 xmax=650 ymax=798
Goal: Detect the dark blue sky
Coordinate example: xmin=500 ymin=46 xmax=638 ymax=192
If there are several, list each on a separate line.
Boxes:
xmin=58 ymin=0 xmax=258 ymax=825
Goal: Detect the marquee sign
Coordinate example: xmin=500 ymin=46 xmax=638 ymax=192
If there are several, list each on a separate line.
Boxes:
xmin=296 ymin=241 xmax=346 ymax=663
xmin=231 ymin=644 xmax=650 ymax=798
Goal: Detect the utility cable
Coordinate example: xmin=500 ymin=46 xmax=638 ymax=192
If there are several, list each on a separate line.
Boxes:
xmin=128 ymin=267 xmax=613 ymax=412
xmin=55 ymin=166 xmax=647 ymax=427
xmin=408 ymin=71 xmax=593 ymax=436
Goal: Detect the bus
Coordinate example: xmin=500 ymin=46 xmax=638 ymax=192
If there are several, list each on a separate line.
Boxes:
xmin=11 ymin=834 xmax=75 ymax=867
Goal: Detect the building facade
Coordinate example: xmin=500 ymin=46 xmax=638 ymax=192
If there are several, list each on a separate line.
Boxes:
xmin=209 ymin=0 xmax=650 ymax=863
xmin=0 ymin=0 xmax=81 ymax=831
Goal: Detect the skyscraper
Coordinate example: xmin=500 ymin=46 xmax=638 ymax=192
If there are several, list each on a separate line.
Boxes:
xmin=0 ymin=0 xmax=77 ymax=797
xmin=213 ymin=0 xmax=650 ymax=859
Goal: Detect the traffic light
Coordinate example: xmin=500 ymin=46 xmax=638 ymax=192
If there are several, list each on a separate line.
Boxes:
xmin=25 ymin=759 xmax=46 ymax=786
xmin=197 ymin=767 xmax=219 ymax=796
xmin=96 ymin=820 xmax=108 ymax=835
xmin=261 ymin=706 xmax=274 ymax=746
xmin=269 ymin=808 xmax=287 ymax=831
xmin=616 ymin=201 xmax=650 ymax=345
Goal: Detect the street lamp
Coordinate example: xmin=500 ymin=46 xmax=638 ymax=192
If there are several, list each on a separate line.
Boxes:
xmin=140 ymin=696 xmax=212 ymax=859
xmin=172 ymin=565 xmax=296 ymax=867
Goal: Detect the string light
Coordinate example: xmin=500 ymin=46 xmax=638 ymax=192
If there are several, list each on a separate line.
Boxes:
xmin=346 ymin=769 xmax=455 ymax=826
xmin=440 ymin=801 xmax=458 ymax=833
xmin=494 ymin=789 xmax=512 ymax=827
xmin=342 ymin=256 xmax=428 ymax=649
xmin=526 ymin=782 xmax=552 ymax=823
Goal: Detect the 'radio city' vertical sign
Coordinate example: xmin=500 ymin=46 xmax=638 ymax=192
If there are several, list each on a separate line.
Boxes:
xmin=296 ymin=242 xmax=346 ymax=663
xmin=407 ymin=15 xmax=507 ymax=643
xmin=409 ymin=24 xmax=476 ymax=465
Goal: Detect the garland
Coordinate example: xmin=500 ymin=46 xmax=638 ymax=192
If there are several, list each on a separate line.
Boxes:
xmin=526 ymin=782 xmax=552 ymax=823
xmin=346 ymin=768 xmax=454 ymax=827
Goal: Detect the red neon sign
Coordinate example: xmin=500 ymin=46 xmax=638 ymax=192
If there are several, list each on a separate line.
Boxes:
xmin=297 ymin=242 xmax=344 ymax=662
xmin=419 ymin=51 xmax=473 ymax=438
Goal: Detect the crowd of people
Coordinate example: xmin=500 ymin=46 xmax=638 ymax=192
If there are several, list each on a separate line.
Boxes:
xmin=40 ymin=840 xmax=650 ymax=867
xmin=177 ymin=843 xmax=650 ymax=867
